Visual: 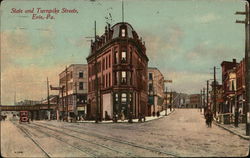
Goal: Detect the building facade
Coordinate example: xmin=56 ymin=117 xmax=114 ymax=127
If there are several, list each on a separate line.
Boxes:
xmin=221 ymin=59 xmax=239 ymax=114
xmin=59 ymin=64 xmax=88 ymax=118
xmin=148 ymin=67 xmax=165 ymax=115
xmin=86 ymin=22 xmax=148 ymax=120
xmin=236 ymin=58 xmax=246 ymax=116
xmin=189 ymin=94 xmax=201 ymax=108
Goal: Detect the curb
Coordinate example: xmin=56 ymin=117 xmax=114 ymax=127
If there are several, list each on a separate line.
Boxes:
xmin=144 ymin=109 xmax=176 ymax=123
xmin=213 ymin=122 xmax=249 ymax=140
xmin=73 ymin=109 xmax=176 ymax=124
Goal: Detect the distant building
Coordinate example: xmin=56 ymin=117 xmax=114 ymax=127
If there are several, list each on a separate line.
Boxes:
xmin=86 ymin=22 xmax=148 ymax=120
xmin=59 ymin=64 xmax=88 ymax=117
xmin=16 ymin=100 xmax=41 ymax=106
xmin=189 ymin=94 xmax=201 ymax=108
xmin=148 ymin=67 xmax=165 ymax=115
xmin=41 ymin=95 xmax=59 ymax=105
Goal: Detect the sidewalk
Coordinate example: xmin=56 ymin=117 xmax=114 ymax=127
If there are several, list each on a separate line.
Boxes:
xmin=213 ymin=122 xmax=249 ymax=140
xmin=199 ymin=110 xmax=249 ymax=140
xmin=76 ymin=108 xmax=175 ymax=124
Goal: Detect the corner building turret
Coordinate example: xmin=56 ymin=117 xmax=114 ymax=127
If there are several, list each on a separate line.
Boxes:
xmin=86 ymin=22 xmax=149 ymax=120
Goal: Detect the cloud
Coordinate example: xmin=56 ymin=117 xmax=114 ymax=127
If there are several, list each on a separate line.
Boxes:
xmin=195 ymin=13 xmax=220 ymax=24
xmin=1 ymin=28 xmax=55 ymax=70
xmin=142 ymin=25 xmax=184 ymax=62
xmin=162 ymin=70 xmax=211 ymax=94
xmin=1 ymin=64 xmax=64 ymax=105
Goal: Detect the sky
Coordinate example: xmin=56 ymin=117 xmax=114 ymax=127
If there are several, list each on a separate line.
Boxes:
xmin=1 ymin=0 xmax=247 ymax=105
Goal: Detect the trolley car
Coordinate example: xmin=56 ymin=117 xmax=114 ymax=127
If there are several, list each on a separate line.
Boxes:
xmin=19 ymin=111 xmax=29 ymax=123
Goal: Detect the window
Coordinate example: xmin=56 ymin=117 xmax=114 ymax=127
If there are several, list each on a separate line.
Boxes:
xmin=121 ymin=93 xmax=127 ymax=103
xmin=121 ymin=51 xmax=127 ymax=63
xmin=121 ymin=71 xmax=127 ymax=84
xmin=115 ymin=93 xmax=119 ymax=102
xmin=115 ymin=71 xmax=119 ymax=85
xmin=70 ymin=71 xmax=73 ymax=78
xmin=109 ymin=73 xmax=111 ymax=86
xmin=79 ymin=71 xmax=83 ymax=78
xmin=115 ymin=51 xmax=118 ymax=64
xmin=149 ymin=73 xmax=153 ymax=80
xmin=122 ymin=29 xmax=126 ymax=37
xmin=79 ymin=82 xmax=83 ymax=90
xmin=149 ymin=83 xmax=153 ymax=91
xmin=106 ymin=56 xmax=108 ymax=69
xmin=109 ymin=55 xmax=111 ymax=67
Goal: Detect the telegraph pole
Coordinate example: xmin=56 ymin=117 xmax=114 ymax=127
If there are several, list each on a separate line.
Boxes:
xmin=207 ymin=80 xmax=209 ymax=110
xmin=47 ymin=77 xmax=50 ymax=120
xmin=203 ymin=88 xmax=205 ymax=113
xmin=235 ymin=1 xmax=250 ymax=135
xmin=65 ymin=66 xmax=69 ymax=121
xmin=200 ymin=89 xmax=203 ymax=113
xmin=213 ymin=66 xmax=217 ymax=117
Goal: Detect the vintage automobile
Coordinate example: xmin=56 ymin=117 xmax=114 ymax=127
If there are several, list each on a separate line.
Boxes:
xmin=19 ymin=111 xmax=29 ymax=123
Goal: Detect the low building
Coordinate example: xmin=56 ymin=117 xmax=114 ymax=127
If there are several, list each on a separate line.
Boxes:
xmin=148 ymin=67 xmax=165 ymax=115
xmin=59 ymin=64 xmax=88 ymax=118
xmin=189 ymin=94 xmax=201 ymax=108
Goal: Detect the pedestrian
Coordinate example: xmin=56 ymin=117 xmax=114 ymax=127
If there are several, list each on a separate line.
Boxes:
xmin=128 ymin=112 xmax=133 ymax=123
xmin=156 ymin=111 xmax=160 ymax=117
xmin=152 ymin=111 xmax=155 ymax=117
xmin=138 ymin=113 xmax=142 ymax=122
xmin=205 ymin=111 xmax=209 ymax=127
xmin=208 ymin=111 xmax=213 ymax=128
xmin=121 ymin=111 xmax=125 ymax=121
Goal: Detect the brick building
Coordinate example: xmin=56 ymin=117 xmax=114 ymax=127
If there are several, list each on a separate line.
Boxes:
xmin=59 ymin=64 xmax=88 ymax=118
xmin=236 ymin=58 xmax=246 ymax=116
xmin=148 ymin=67 xmax=165 ymax=115
xmin=86 ymin=22 xmax=148 ymax=120
xmin=221 ymin=59 xmax=239 ymax=113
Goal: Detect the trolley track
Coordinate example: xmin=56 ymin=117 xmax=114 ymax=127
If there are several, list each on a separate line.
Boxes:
xmin=12 ymin=122 xmax=51 ymax=158
xmin=35 ymin=121 xmax=180 ymax=157
xmin=26 ymin=123 xmax=138 ymax=157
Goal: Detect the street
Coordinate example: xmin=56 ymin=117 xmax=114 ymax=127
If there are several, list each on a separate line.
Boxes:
xmin=1 ymin=109 xmax=249 ymax=157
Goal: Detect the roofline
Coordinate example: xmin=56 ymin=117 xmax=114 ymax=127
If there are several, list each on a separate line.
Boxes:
xmin=59 ymin=64 xmax=88 ymax=75
xmin=111 ymin=22 xmax=135 ymax=31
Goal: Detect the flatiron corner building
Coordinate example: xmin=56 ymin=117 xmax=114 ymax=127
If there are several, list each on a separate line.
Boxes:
xmin=86 ymin=22 xmax=149 ymax=120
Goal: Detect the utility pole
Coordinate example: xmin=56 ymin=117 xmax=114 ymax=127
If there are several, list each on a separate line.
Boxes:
xmin=47 ymin=77 xmax=50 ymax=120
xmin=200 ymin=89 xmax=203 ymax=113
xmin=207 ymin=80 xmax=209 ymax=110
xmin=236 ymin=1 xmax=250 ymax=135
xmin=213 ymin=66 xmax=217 ymax=117
xmin=203 ymin=88 xmax=206 ymax=113
xmin=165 ymin=87 xmax=168 ymax=116
xmin=65 ymin=66 xmax=69 ymax=121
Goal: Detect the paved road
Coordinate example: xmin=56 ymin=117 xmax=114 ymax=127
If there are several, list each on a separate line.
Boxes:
xmin=1 ymin=109 xmax=249 ymax=157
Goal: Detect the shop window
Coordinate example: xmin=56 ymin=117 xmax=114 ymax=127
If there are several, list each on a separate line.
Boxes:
xmin=121 ymin=93 xmax=127 ymax=103
xmin=115 ymin=93 xmax=119 ymax=102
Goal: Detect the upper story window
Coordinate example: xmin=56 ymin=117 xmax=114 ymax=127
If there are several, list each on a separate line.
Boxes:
xmin=121 ymin=71 xmax=127 ymax=85
xmin=121 ymin=51 xmax=127 ymax=63
xmin=149 ymin=73 xmax=153 ymax=80
xmin=79 ymin=82 xmax=84 ymax=90
xmin=121 ymin=29 xmax=126 ymax=37
xmin=79 ymin=71 xmax=83 ymax=78
xmin=115 ymin=51 xmax=119 ymax=64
